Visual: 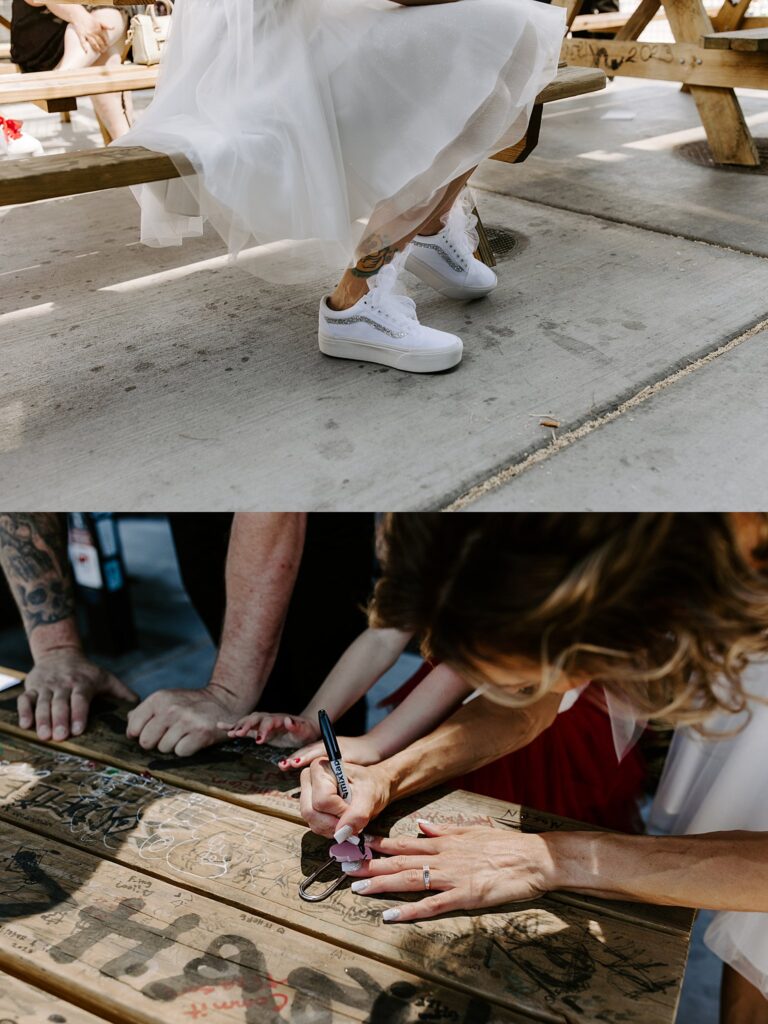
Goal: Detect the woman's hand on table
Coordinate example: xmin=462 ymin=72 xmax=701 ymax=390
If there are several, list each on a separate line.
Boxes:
xmin=280 ymin=734 xmax=383 ymax=771
xmin=218 ymin=710 xmax=318 ymax=749
xmin=300 ymin=758 xmax=393 ymax=841
xmin=344 ymin=822 xmax=557 ymax=922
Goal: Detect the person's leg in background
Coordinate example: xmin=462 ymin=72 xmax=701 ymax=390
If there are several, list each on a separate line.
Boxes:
xmin=721 ymin=966 xmax=768 ymax=1024
xmin=56 ymin=6 xmax=132 ymax=140
xmin=168 ymin=513 xmax=376 ymax=733
xmin=257 ymin=513 xmax=375 ymax=735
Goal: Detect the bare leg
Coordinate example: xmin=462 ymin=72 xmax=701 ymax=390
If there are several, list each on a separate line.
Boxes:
xmin=721 ymin=965 xmax=768 ymax=1024
xmin=327 ymin=167 xmax=476 ymax=311
xmin=57 ymin=10 xmax=131 ymax=141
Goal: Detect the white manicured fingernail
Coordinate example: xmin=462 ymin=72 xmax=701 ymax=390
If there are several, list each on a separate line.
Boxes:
xmin=417 ymin=819 xmax=436 ymax=830
xmin=350 ymin=879 xmax=370 ymax=893
xmin=334 ymin=825 xmax=354 ymax=843
xmin=382 ymin=908 xmax=401 ymax=922
xmin=341 ymin=861 xmax=362 ymax=873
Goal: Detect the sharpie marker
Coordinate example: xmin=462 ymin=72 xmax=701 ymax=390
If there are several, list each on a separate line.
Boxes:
xmin=318 ymin=709 xmax=351 ymax=801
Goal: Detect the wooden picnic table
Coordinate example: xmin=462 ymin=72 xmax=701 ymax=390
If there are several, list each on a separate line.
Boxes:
xmin=0 ymin=667 xmax=695 ymax=1024
xmin=560 ymin=0 xmax=768 ymax=166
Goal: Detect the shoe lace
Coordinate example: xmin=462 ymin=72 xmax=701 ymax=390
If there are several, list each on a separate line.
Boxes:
xmin=442 ymin=189 xmax=480 ymax=263
xmin=365 ymin=251 xmax=418 ymax=330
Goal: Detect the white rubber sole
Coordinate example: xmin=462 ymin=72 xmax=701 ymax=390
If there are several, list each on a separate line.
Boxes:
xmin=406 ymin=252 xmax=497 ymax=301
xmin=318 ymin=332 xmax=462 ymax=373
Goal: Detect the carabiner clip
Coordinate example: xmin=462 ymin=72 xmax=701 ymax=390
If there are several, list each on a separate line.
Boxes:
xmin=298 ymin=859 xmax=347 ymax=902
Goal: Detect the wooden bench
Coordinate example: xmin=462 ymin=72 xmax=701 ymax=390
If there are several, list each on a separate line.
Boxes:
xmin=701 ymin=26 xmax=768 ymax=50
xmin=0 ymin=62 xmax=159 ymax=115
xmin=0 ymin=65 xmax=605 ymax=208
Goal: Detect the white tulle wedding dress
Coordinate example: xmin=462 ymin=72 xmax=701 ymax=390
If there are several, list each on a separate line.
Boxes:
xmin=650 ymin=659 xmax=768 ymax=998
xmin=118 ymin=0 xmax=565 ymax=281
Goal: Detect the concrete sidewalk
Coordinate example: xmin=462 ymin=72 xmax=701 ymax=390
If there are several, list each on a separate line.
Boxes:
xmin=1 ymin=78 xmax=767 ymax=508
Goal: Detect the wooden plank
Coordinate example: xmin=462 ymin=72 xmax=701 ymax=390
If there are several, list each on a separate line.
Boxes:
xmin=0 ymin=147 xmax=182 ymax=207
xmin=536 ymin=64 xmax=606 ymax=101
xmin=0 ymin=686 xmax=306 ymax=820
xmin=711 ymin=0 xmax=752 ymax=33
xmin=33 ymin=97 xmax=78 ymax=113
xmin=0 ymin=66 xmax=605 ymax=208
xmin=0 ymin=66 xmax=159 ymax=103
xmin=0 ymin=820 xmax=522 ymax=1024
xmin=616 ymin=0 xmax=663 ymax=40
xmin=0 ymin=968 xmax=111 ymax=1024
xmin=0 ymin=687 xmax=697 ymax=935
xmin=561 ymin=37 xmax=768 ymax=88
xmin=702 ymin=27 xmax=768 ymax=49
xmin=0 ymin=735 xmax=693 ymax=1023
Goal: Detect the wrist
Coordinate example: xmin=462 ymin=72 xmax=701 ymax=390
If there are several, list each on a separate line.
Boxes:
xmin=29 ymin=621 xmax=83 ymax=663
xmin=368 ymin=760 xmax=395 ymax=811
xmin=205 ymin=679 xmax=255 ymax=716
xmin=543 ymin=831 xmax=610 ymax=892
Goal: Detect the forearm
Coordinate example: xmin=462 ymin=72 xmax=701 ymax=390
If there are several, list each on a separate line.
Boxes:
xmin=302 ymin=628 xmax=411 ymax=723
xmin=548 ymin=829 xmax=768 ymax=911
xmin=33 ymin=3 xmax=84 ymax=24
xmin=0 ymin=514 xmax=81 ymax=660
xmin=377 ymin=691 xmax=562 ymax=801
xmin=365 ymin=663 xmax=471 ymax=760
xmin=208 ymin=513 xmax=306 ymax=712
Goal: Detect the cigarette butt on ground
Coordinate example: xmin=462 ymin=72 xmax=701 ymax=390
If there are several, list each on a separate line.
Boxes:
xmin=540 ymin=418 xmax=561 ymax=429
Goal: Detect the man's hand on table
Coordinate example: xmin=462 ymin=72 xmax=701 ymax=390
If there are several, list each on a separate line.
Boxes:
xmin=126 ymin=684 xmax=251 ymax=757
xmin=18 ymin=649 xmax=137 ymax=741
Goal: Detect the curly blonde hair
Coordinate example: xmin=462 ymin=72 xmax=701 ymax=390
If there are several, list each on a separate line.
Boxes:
xmin=370 ymin=513 xmax=768 ymax=729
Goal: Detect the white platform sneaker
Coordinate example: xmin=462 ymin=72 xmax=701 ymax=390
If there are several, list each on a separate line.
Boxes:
xmin=319 ymin=252 xmax=463 ymax=373
xmin=406 ymin=191 xmax=497 ymax=300
xmin=0 ymin=116 xmax=44 ymax=159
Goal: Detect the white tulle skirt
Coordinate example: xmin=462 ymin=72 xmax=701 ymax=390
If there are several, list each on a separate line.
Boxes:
xmin=117 ymin=0 xmax=565 ymax=281
xmin=650 ymin=660 xmax=768 ymax=997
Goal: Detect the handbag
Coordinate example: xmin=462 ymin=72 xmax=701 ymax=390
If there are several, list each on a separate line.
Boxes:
xmin=126 ymin=3 xmax=174 ymax=66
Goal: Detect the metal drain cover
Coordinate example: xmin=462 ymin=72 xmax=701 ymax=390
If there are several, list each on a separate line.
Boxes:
xmin=675 ymin=137 xmax=768 ymax=174
xmin=485 ymin=225 xmax=524 ymax=260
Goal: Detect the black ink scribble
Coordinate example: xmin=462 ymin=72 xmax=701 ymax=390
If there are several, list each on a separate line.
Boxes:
xmin=0 ymin=847 xmax=69 ymax=916
xmin=50 ymin=897 xmax=200 ymax=979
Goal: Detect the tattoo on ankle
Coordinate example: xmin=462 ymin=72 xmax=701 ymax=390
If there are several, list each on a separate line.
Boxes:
xmin=350 ymin=246 xmax=399 ymax=279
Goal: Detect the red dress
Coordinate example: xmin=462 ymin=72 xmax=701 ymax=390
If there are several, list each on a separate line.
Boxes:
xmin=382 ymin=663 xmax=646 ymax=833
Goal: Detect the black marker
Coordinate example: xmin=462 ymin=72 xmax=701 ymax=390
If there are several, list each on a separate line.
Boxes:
xmin=318 ymin=709 xmax=351 ymax=801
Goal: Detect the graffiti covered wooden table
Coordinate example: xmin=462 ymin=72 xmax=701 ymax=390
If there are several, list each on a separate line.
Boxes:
xmin=0 ymin=677 xmax=694 ymax=1024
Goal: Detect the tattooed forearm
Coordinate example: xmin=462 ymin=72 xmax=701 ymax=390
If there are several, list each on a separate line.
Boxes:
xmin=350 ymin=245 xmax=400 ymax=279
xmin=0 ymin=514 xmax=75 ymax=634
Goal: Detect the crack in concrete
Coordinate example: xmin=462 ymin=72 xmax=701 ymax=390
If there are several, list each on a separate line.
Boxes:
xmin=444 ymin=315 xmax=768 ymax=511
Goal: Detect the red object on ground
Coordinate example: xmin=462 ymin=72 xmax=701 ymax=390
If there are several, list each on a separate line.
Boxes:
xmin=382 ymin=662 xmax=646 ymax=833
xmin=0 ymin=117 xmax=25 ymax=142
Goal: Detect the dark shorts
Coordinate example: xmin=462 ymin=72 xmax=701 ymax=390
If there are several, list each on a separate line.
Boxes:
xmin=10 ymin=0 xmax=68 ymax=73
